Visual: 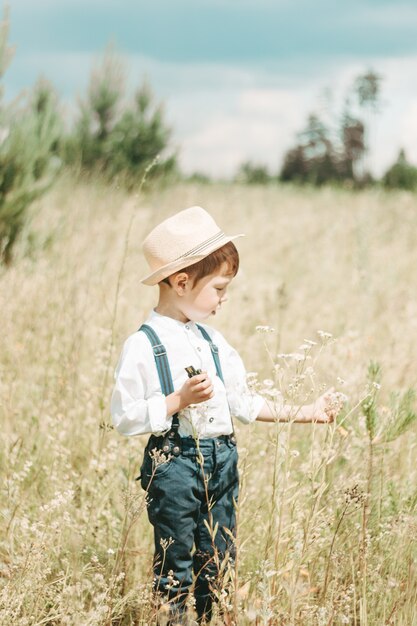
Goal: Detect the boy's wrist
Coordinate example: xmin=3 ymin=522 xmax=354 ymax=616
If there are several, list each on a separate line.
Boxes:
xmin=166 ymin=390 xmax=184 ymax=417
xmin=177 ymin=389 xmax=188 ymax=413
xmin=166 ymin=390 xmax=196 ymax=417
xmin=175 ymin=389 xmax=193 ymax=413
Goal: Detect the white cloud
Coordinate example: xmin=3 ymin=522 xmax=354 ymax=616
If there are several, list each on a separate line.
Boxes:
xmin=401 ymin=101 xmax=417 ymax=163
xmin=177 ymin=54 xmax=417 ymax=177
xmin=177 ymin=88 xmax=311 ymax=176
xmin=4 ymin=48 xmax=417 ymax=177
xmin=239 ymin=88 xmax=299 ymax=115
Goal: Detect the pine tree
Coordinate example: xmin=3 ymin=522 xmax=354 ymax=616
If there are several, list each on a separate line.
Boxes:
xmin=0 ymin=10 xmax=62 ymax=265
xmin=354 ymin=69 xmax=382 ymax=178
xmin=340 ymin=107 xmax=365 ymax=181
xmin=280 ymin=114 xmax=340 ymax=185
xmin=106 ymin=80 xmax=176 ymax=187
xmin=66 ymin=46 xmax=124 ymax=171
xmin=65 ymin=48 xmax=176 ymax=185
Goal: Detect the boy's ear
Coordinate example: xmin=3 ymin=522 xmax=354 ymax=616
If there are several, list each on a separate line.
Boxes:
xmin=172 ymin=272 xmax=190 ymax=294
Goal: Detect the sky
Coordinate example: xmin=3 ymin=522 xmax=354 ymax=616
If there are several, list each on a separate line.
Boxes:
xmin=4 ymin=0 xmax=417 ymax=177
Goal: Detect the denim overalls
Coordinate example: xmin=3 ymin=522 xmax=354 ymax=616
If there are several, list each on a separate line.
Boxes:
xmin=138 ymin=324 xmax=238 ymax=624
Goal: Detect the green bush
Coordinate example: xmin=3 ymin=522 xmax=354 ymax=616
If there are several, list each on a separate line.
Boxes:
xmin=64 ymin=49 xmax=176 ymax=186
xmin=0 ymin=13 xmax=62 ymax=265
xmin=236 ymin=161 xmax=271 ymax=184
xmin=383 ymin=149 xmax=417 ymax=191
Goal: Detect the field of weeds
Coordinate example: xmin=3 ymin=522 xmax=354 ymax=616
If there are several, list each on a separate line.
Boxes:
xmin=1 ymin=176 xmax=417 ymax=625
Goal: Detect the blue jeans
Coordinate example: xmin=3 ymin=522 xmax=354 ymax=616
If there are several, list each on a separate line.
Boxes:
xmin=140 ymin=434 xmax=239 ymax=622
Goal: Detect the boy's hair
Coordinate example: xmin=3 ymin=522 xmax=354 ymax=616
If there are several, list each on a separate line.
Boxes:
xmin=161 ymin=241 xmax=239 ymax=287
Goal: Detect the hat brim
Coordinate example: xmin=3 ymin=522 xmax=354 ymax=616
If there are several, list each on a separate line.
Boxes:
xmin=141 ymin=233 xmax=244 ymax=286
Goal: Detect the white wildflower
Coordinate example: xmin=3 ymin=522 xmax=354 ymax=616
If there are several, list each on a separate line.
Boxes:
xmin=317 ymin=330 xmax=333 ymax=340
xmin=303 ymin=339 xmax=317 ymax=346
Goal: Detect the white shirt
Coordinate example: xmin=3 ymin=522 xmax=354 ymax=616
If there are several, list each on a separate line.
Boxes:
xmin=111 ymin=310 xmax=264 ymax=438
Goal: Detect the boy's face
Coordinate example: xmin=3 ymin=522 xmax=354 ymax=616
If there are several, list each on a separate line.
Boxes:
xmin=181 ymin=263 xmax=234 ymax=322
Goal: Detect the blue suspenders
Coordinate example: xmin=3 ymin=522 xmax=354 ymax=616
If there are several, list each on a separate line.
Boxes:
xmin=195 ymin=324 xmax=225 ymax=383
xmin=139 ymin=325 xmax=177 ymax=395
xmin=139 ymin=323 xmax=235 ymax=455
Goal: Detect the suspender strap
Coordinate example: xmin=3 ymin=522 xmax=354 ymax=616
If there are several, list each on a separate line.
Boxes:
xmin=196 ymin=324 xmax=224 ymax=384
xmin=139 ymin=324 xmax=181 ymax=455
xmin=196 ymin=324 xmax=236 ymax=445
xmin=139 ymin=324 xmax=175 ymax=396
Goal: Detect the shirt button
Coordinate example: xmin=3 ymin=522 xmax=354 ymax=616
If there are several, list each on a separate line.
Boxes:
xmin=209 ymin=417 xmax=214 ymax=423
xmin=196 ymin=347 xmax=201 ymax=352
xmin=185 ymin=325 xmax=190 ymax=330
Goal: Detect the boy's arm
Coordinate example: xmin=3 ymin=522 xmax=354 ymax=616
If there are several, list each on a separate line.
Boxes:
xmin=256 ymin=390 xmax=336 ymax=424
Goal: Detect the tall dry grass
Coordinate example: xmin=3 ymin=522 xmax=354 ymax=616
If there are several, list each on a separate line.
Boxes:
xmin=1 ymin=175 xmax=417 ymax=624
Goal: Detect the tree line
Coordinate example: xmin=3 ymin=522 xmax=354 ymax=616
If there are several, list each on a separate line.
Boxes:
xmin=237 ymin=72 xmax=417 ymax=190
xmin=1 ymin=8 xmax=417 ymax=265
xmin=0 ymin=11 xmax=176 ymax=264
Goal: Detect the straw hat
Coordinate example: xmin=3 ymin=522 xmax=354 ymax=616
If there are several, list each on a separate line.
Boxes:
xmin=141 ymin=206 xmax=244 ymax=285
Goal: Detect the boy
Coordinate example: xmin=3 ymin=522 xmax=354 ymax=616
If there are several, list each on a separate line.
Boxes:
xmin=111 ymin=206 xmax=336 ymax=625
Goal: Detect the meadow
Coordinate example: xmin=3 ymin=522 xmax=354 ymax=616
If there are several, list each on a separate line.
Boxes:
xmin=1 ymin=176 xmax=417 ymax=625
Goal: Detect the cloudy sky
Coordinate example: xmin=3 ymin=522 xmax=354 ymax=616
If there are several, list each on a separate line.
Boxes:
xmin=5 ymin=0 xmax=417 ymax=177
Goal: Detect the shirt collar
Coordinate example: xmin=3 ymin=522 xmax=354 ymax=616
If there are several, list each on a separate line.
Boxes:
xmin=146 ymin=309 xmax=197 ymax=333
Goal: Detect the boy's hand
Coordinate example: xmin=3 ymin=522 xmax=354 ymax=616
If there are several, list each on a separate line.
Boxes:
xmin=308 ymin=388 xmax=347 ymax=423
xmin=179 ymin=372 xmax=214 ymax=409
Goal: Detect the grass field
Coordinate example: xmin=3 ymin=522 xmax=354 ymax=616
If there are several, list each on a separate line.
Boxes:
xmin=1 ymin=176 xmax=417 ymax=625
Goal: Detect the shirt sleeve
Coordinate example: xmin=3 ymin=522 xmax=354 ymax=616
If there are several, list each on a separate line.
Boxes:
xmin=212 ymin=330 xmax=264 ymax=425
xmin=110 ymin=333 xmax=172 ymax=436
